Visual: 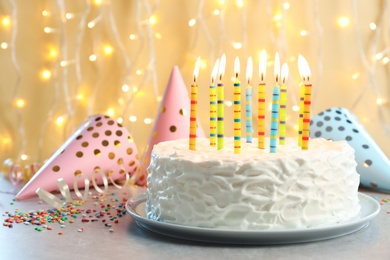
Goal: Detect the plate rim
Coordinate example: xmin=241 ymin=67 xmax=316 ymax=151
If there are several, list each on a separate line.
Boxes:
xmin=126 ymin=192 xmax=380 ymax=244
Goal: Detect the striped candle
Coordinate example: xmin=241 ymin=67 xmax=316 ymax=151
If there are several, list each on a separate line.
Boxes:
xmin=279 ymin=63 xmax=289 ymax=145
xmin=298 ymin=54 xmax=312 ymax=150
xmin=217 ymin=54 xmax=226 ymax=150
xmin=210 ymin=59 xmax=219 ymax=147
xmin=298 ymin=83 xmax=304 ymax=146
xmin=258 ymin=50 xmax=267 ymax=149
xmin=270 ymin=86 xmax=280 ymax=152
xmin=258 ymin=83 xmax=266 ymax=149
xmin=245 ymin=57 xmax=253 ymax=143
xmin=270 ymin=52 xmax=280 ymax=153
xmin=189 ymin=57 xmax=201 ymax=150
xmin=302 ymin=82 xmax=312 ymax=150
xmin=233 ymin=57 xmax=241 ymax=154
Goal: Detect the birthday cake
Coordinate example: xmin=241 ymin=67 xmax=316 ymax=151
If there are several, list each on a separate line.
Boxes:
xmin=145 ymin=137 xmax=361 ymax=230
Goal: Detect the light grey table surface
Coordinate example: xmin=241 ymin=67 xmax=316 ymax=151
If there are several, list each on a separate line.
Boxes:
xmin=1 ymin=174 xmax=389 ymax=260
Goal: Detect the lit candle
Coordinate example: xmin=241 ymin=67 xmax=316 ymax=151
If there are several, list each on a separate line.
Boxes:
xmin=245 ymin=56 xmax=253 ymax=143
xmin=217 ymin=54 xmax=226 ymax=150
xmin=298 ymin=54 xmax=312 ymax=150
xmin=279 ymin=63 xmax=289 ymax=145
xmin=189 ymin=57 xmax=201 ymax=150
xmin=270 ymin=52 xmax=280 ymax=153
xmin=210 ymin=59 xmax=219 ymax=147
xmin=258 ymin=50 xmax=267 ymax=149
xmin=298 ymin=82 xmax=304 ymax=146
xmin=233 ymin=57 xmax=241 ymax=154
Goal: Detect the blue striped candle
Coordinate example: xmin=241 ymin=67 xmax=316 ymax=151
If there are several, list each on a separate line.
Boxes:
xmin=270 ymin=52 xmax=280 ymax=153
xmin=270 ymin=86 xmax=280 ymax=153
xmin=245 ymin=85 xmax=252 ymax=143
xmin=245 ymin=57 xmax=253 ymax=143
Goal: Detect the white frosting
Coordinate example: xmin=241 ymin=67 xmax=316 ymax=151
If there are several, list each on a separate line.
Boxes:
xmin=146 ymin=137 xmax=361 ymax=230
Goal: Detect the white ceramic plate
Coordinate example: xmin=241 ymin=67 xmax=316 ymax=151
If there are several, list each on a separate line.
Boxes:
xmin=126 ymin=192 xmax=380 ymax=245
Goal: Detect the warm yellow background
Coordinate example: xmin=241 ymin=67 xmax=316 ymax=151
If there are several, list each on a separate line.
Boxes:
xmin=0 ymin=0 xmax=389 ymax=167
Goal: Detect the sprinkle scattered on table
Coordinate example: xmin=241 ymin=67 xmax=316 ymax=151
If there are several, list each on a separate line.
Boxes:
xmin=2 ymin=191 xmax=129 ymax=234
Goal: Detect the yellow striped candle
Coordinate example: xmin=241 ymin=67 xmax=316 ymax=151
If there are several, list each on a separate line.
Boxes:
xmin=189 ymin=57 xmax=201 ymax=150
xmin=233 ymin=57 xmax=241 ymax=154
xmin=217 ymin=53 xmax=226 ymax=150
xmin=302 ymin=82 xmax=312 ymax=150
xmin=245 ymin=57 xmax=253 ymax=143
xmin=298 ymin=54 xmax=312 ymax=150
xmin=298 ymin=83 xmax=304 ymax=146
xmin=270 ymin=52 xmax=280 ymax=153
xmin=279 ymin=63 xmax=289 ymax=145
xmin=210 ymin=59 xmax=219 ymax=147
xmin=258 ymin=50 xmax=267 ymax=149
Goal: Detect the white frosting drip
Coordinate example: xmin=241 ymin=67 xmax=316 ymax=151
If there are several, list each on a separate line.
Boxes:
xmin=146 ymin=138 xmax=361 ymax=230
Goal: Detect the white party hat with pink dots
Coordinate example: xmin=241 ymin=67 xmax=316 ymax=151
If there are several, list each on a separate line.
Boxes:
xmin=136 ymin=66 xmax=205 ymax=185
xmin=16 ymin=114 xmax=139 ymax=200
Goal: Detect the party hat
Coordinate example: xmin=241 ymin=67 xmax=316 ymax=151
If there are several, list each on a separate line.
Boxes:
xmin=310 ymin=107 xmax=390 ymax=191
xmin=136 ymin=66 xmax=205 ymax=185
xmin=16 ymin=114 xmax=139 ymax=200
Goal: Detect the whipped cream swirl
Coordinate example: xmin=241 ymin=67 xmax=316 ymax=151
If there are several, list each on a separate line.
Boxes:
xmin=146 ymin=138 xmax=361 ymax=230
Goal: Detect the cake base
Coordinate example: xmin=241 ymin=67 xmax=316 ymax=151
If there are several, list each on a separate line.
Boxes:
xmin=128 ymin=192 xmax=378 ymax=244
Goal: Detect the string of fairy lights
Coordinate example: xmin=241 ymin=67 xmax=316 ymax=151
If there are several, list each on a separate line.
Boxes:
xmin=351 ymin=0 xmax=390 ymax=137
xmin=0 ymin=0 xmax=389 ymax=169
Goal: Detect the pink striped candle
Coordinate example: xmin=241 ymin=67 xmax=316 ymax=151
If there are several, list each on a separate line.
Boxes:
xmin=298 ymin=55 xmax=312 ymax=150
xmin=189 ymin=57 xmax=201 ymax=150
xmin=258 ymin=50 xmax=267 ymax=149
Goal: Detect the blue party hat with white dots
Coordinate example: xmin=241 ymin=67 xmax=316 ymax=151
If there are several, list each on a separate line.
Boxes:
xmin=310 ymin=107 xmax=390 ymax=191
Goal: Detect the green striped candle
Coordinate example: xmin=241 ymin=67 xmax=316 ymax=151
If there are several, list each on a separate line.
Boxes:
xmin=217 ymin=54 xmax=226 ymax=150
xmin=279 ymin=63 xmax=289 ymax=145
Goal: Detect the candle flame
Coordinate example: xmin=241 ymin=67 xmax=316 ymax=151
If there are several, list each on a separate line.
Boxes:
xmin=218 ymin=53 xmax=226 ymax=81
xmin=246 ymin=56 xmax=253 ymax=84
xmin=274 ymin=52 xmax=280 ymax=84
xmin=281 ymin=63 xmax=289 ymax=84
xmin=259 ymin=50 xmax=267 ymax=82
xmin=211 ymin=59 xmax=220 ymax=84
xmin=234 ymin=56 xmax=240 ymax=78
xmin=298 ymin=54 xmax=311 ymax=82
xmin=193 ymin=56 xmax=201 ymax=82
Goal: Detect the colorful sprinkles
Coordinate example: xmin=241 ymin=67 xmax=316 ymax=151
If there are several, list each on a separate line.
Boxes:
xmin=372 ymin=195 xmax=390 ymax=214
xmin=3 ymin=191 xmax=389 ymax=236
xmin=371 ymin=195 xmax=390 ymax=204
xmin=2 ymin=192 xmax=129 ymax=234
